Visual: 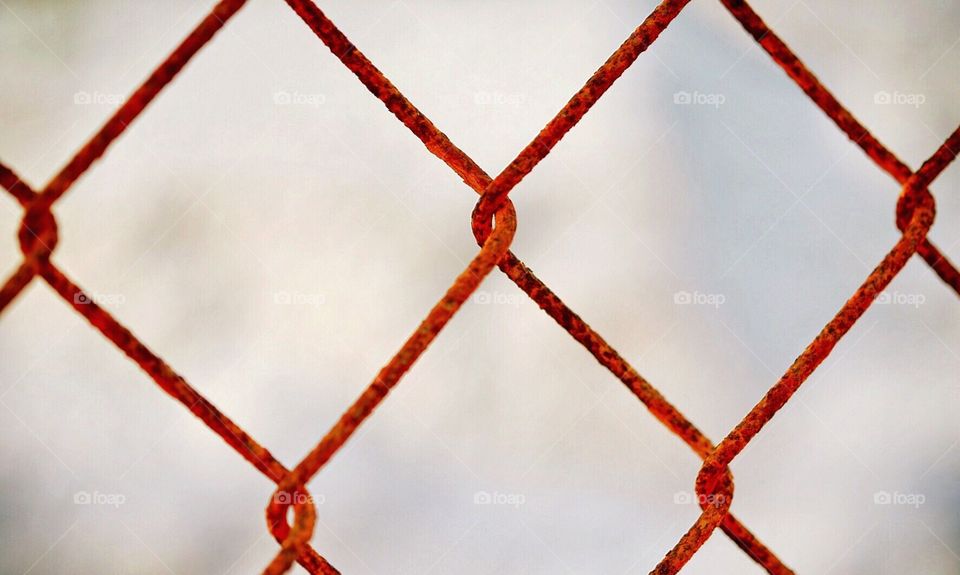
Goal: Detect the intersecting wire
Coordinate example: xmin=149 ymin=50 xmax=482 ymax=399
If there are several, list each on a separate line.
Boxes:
xmin=0 ymin=0 xmax=957 ymax=573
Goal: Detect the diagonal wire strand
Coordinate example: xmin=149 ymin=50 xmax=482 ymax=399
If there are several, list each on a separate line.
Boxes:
xmin=720 ymin=0 xmax=960 ymax=294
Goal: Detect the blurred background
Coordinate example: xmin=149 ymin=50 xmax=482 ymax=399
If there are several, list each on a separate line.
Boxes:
xmin=1 ymin=0 xmax=959 ymax=573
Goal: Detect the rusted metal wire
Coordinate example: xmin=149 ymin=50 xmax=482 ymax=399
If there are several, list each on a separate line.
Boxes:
xmin=35 ymin=0 xmax=250 ymax=209
xmin=1 ymin=0 xmax=957 ymax=573
xmin=0 ymin=0 xmax=335 ymax=571
xmin=653 ymin=126 xmax=960 ymax=574
xmin=469 ymin=0 xmax=693 ymax=240
xmin=282 ymin=1 xmax=791 ymax=571
xmin=720 ymin=0 xmax=960 ymax=294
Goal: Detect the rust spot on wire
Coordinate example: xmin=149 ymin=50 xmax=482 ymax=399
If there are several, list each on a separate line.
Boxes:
xmin=0 ymin=261 xmax=37 ymax=314
xmin=0 ymin=163 xmax=39 ymax=314
xmin=0 ymin=162 xmax=35 ymax=206
xmin=2 ymin=0 xmax=959 ymax=572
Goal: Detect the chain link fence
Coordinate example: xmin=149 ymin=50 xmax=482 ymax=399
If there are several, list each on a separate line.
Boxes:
xmin=2 ymin=0 xmax=958 ymax=573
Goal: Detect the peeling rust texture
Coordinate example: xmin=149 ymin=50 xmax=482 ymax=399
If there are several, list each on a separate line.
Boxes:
xmin=0 ymin=0 xmax=958 ymax=573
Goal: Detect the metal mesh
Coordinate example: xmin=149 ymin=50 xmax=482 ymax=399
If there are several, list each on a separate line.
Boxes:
xmin=2 ymin=0 xmax=958 ymax=573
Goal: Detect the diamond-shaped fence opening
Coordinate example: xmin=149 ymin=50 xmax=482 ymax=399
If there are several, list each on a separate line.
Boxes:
xmin=1 ymin=0 xmax=958 ymax=573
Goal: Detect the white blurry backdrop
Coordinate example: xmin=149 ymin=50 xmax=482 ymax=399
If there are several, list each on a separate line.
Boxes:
xmin=1 ymin=0 xmax=959 ymax=573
